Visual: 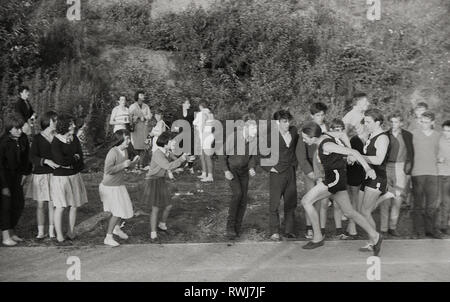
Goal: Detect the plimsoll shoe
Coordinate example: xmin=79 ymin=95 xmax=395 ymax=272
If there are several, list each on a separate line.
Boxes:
xmin=302 ymin=238 xmax=325 ymax=250
xmin=113 ymin=227 xmax=129 ymax=240
xmin=359 ymin=242 xmax=373 ymax=252
xmin=305 ymin=229 xmax=313 ymax=239
xmin=104 ymin=236 xmax=120 ymax=247
xmin=373 ymin=233 xmax=383 ymax=256
xmin=2 ymin=238 xmax=17 ymax=246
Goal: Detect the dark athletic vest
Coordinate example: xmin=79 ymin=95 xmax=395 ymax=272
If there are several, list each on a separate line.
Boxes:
xmin=363 ymin=132 xmax=389 ymax=173
xmin=318 ymin=134 xmax=347 ymax=171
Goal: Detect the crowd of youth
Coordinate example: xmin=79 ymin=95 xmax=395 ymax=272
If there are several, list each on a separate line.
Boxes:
xmin=1 ymin=87 xmax=449 ymax=256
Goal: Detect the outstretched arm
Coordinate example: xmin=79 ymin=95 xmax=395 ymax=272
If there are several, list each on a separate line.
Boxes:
xmin=322 ymin=142 xmax=372 ymax=173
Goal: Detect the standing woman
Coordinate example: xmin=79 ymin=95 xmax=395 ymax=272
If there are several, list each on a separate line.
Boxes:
xmin=26 ymin=111 xmax=59 ymax=239
xmin=193 ymin=101 xmax=215 ymax=182
xmin=357 ymin=109 xmax=390 ymax=252
xmin=0 ymin=114 xmax=32 ymax=246
xmin=300 ymin=122 xmax=382 ymax=255
xmin=51 ymin=114 xmax=88 ymax=244
xmin=129 ymin=91 xmax=152 ymax=170
xmin=109 ymin=96 xmax=130 ymax=134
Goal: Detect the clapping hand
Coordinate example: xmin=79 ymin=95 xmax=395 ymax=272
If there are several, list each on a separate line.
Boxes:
xmin=249 ymin=168 xmax=256 ymax=177
xmin=123 ymin=159 xmax=132 ymax=168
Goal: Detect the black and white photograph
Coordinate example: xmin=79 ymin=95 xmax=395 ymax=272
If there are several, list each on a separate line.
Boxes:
xmin=0 ymin=0 xmax=449 ymax=287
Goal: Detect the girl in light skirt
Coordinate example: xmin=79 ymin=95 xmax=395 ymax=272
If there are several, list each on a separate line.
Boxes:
xmin=99 ymin=129 xmax=139 ymax=247
xmin=27 ymin=111 xmax=59 ymax=239
xmin=51 ymin=114 xmax=88 ymax=245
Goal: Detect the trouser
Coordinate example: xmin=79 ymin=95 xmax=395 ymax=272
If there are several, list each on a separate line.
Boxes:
xmin=411 ymin=175 xmax=439 ymax=234
xmin=1 ymin=173 xmax=24 ymax=231
xmin=269 ymin=166 xmax=297 ymax=235
xmin=437 ymin=175 xmax=450 ymax=230
xmin=380 ymin=162 xmax=407 ymax=231
xmin=226 ymin=168 xmax=249 ymax=234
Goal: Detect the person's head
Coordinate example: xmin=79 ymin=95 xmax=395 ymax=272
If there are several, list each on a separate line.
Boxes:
xmin=56 ymin=114 xmax=76 ymax=135
xmin=388 ymin=111 xmax=404 ymax=131
xmin=329 ymin=118 xmax=345 ymax=132
xmin=242 ymin=113 xmax=258 ymax=138
xmin=301 ymin=121 xmax=322 ymax=146
xmin=356 ymin=118 xmax=367 ymax=137
xmin=442 ymin=120 xmax=450 ymax=139
xmin=414 ymin=102 xmax=428 ymax=118
xmin=182 ymin=99 xmax=191 ymax=110
xmin=134 ymin=90 xmax=145 ymax=103
xmin=3 ymin=114 xmax=24 ymax=139
xmin=420 ymin=111 xmax=435 ymax=131
xmin=154 ymin=109 xmax=163 ymax=121
xmin=114 ymin=129 xmax=131 ymax=149
xmin=198 ymin=101 xmax=209 ymax=111
xmin=273 ymin=110 xmax=293 ymax=133
xmin=310 ymin=102 xmax=328 ymax=125
xmin=40 ymin=111 xmax=58 ymax=131
xmin=353 ymin=92 xmax=369 ymax=112
xmin=19 ymin=85 xmax=30 ymax=100
xmin=118 ymin=96 xmax=126 ymax=106
xmin=156 ymin=131 xmax=173 ymax=149
xmin=364 ymin=108 xmax=384 ymax=133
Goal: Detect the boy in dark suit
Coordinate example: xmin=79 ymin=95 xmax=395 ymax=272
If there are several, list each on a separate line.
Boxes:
xmin=261 ymin=110 xmax=299 ymax=241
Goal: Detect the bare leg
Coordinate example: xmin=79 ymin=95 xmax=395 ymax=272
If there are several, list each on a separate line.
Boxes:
xmin=107 ymin=215 xmax=120 ymax=235
xmin=150 ymin=206 xmax=159 ymax=233
xmin=54 ymin=207 xmax=65 ymax=241
xmin=334 ymin=202 xmax=343 ymax=229
xmin=68 ymin=206 xmax=77 ymax=237
xmin=37 ymin=201 xmax=45 ymax=236
xmin=334 ymin=191 xmax=379 ymax=244
xmin=161 ymin=205 xmax=173 ymax=224
xmin=346 ymin=186 xmax=360 ymax=235
xmin=361 ymin=188 xmax=382 ymax=230
xmin=319 ymin=199 xmax=328 ymax=229
xmin=301 ymin=183 xmax=332 ymax=243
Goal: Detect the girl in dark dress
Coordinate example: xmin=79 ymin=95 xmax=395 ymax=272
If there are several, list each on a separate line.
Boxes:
xmin=0 ymin=115 xmax=32 ymax=246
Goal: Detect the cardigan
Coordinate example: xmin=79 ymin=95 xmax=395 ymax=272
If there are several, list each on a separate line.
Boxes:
xmin=0 ymin=133 xmax=31 ymax=188
xmin=29 ymin=132 xmax=55 ymax=175
xmin=221 ymin=129 xmax=257 ymax=172
xmin=101 ymin=147 xmax=130 ymax=186
xmin=385 ymin=128 xmax=414 ymax=174
xmin=145 ymin=148 xmax=185 ymax=178
xmin=51 ymin=135 xmax=84 ymax=176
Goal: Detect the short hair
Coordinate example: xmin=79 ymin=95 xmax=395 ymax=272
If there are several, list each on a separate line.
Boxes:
xmin=388 ymin=111 xmax=404 ymax=122
xmin=442 ymin=120 xmax=450 ymax=128
xmin=19 ymin=85 xmax=30 ymax=94
xmin=198 ymin=100 xmax=210 ymax=110
xmin=273 ymin=110 xmax=293 ymax=121
xmin=40 ymin=111 xmax=58 ymax=130
xmin=310 ymin=102 xmax=328 ymax=115
xmin=242 ymin=113 xmax=257 ymax=124
xmin=302 ymin=121 xmax=322 ymax=138
xmin=3 ymin=113 xmax=25 ymax=133
xmin=134 ymin=90 xmax=145 ymax=102
xmin=330 ymin=118 xmax=345 ymax=130
xmin=156 ymin=131 xmax=173 ymax=147
xmin=113 ymin=129 xmax=130 ymax=147
xmin=55 ymin=114 xmax=74 ymax=135
xmin=415 ymin=102 xmax=428 ymax=110
xmin=421 ymin=111 xmax=435 ymax=121
xmin=353 ymin=92 xmax=367 ymax=104
xmin=364 ymin=108 xmax=384 ymax=125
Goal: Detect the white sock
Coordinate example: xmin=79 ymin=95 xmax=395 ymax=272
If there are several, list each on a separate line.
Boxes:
xmin=37 ymin=225 xmax=44 ymax=236
xmin=49 ymin=225 xmax=55 ymax=237
xmin=114 ymin=225 xmax=121 ymax=231
xmin=106 ymin=233 xmax=113 ymax=239
xmin=150 ymin=231 xmax=157 ymax=239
